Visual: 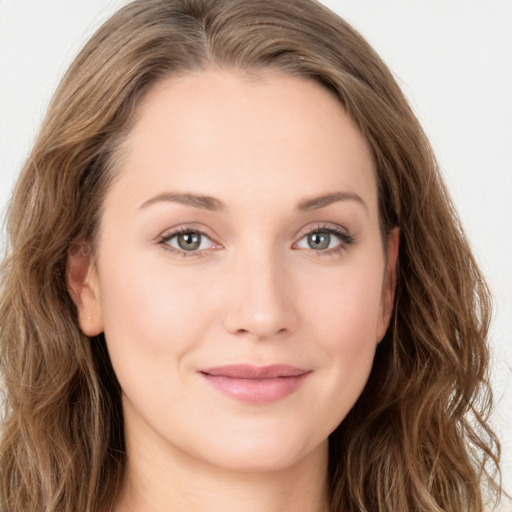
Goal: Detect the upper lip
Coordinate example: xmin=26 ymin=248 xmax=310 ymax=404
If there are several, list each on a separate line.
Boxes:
xmin=200 ymin=364 xmax=309 ymax=379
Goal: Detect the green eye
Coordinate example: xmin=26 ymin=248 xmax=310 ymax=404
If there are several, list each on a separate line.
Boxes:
xmin=176 ymin=232 xmax=202 ymax=251
xmin=295 ymin=226 xmax=354 ymax=254
xmin=307 ymin=232 xmax=331 ymax=250
xmin=161 ymin=229 xmax=216 ymax=253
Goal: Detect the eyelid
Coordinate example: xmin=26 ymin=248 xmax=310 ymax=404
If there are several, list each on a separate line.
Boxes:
xmin=294 ymin=223 xmax=352 ymax=240
xmin=292 ymin=223 xmax=355 ymax=253
xmin=157 ymin=225 xmax=222 ymax=257
xmin=156 ymin=222 xmax=354 ymax=257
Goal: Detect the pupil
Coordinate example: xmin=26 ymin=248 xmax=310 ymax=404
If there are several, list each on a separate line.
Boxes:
xmin=309 ymin=232 xmax=330 ymax=250
xmin=178 ymin=232 xmax=201 ymax=250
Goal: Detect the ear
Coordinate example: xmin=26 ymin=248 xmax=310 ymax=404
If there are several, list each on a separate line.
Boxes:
xmin=376 ymin=227 xmax=400 ymax=342
xmin=67 ymin=242 xmax=104 ymax=336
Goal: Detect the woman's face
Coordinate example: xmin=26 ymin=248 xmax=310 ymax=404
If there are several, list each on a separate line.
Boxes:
xmin=74 ymin=70 xmax=398 ymax=473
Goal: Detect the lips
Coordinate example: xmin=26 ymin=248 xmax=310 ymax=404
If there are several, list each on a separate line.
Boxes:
xmin=199 ymin=364 xmax=311 ymax=404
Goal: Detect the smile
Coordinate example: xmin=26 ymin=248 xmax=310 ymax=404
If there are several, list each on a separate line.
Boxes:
xmin=199 ymin=364 xmax=311 ymax=404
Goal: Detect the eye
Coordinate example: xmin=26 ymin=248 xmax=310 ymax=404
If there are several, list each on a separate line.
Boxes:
xmin=294 ymin=226 xmax=354 ymax=253
xmin=159 ymin=228 xmax=217 ymax=254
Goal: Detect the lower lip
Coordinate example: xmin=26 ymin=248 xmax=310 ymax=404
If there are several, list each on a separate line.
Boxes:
xmin=200 ymin=373 xmax=310 ymax=404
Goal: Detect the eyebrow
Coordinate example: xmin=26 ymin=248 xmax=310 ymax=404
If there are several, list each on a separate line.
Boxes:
xmin=138 ymin=190 xmax=367 ymax=213
xmin=297 ymin=191 xmax=368 ymax=212
xmin=139 ymin=192 xmax=225 ymax=211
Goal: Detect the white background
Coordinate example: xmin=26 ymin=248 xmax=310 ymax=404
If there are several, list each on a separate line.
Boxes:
xmin=0 ymin=0 xmax=511 ymax=507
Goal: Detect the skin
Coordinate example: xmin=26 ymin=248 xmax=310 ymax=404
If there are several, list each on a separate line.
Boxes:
xmin=68 ymin=70 xmax=398 ymax=512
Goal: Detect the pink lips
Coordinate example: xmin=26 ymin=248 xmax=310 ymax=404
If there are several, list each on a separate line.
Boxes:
xmin=199 ymin=364 xmax=310 ymax=404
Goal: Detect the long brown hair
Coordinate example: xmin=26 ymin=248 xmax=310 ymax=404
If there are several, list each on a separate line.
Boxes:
xmin=0 ymin=0 xmax=501 ymax=510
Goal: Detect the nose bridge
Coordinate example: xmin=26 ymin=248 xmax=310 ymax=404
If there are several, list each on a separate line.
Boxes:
xmin=223 ymin=239 xmax=297 ymax=340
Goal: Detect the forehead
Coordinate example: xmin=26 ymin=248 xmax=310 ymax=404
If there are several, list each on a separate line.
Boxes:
xmin=114 ymin=70 xmax=377 ymax=216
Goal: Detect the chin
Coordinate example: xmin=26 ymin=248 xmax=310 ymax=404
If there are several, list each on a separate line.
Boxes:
xmin=182 ymin=423 xmax=328 ymax=474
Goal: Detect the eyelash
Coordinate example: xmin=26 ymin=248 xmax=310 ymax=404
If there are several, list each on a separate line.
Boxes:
xmin=157 ymin=224 xmax=355 ymax=258
xmin=158 ymin=227 xmax=215 ymax=258
xmin=298 ymin=225 xmax=355 ymax=257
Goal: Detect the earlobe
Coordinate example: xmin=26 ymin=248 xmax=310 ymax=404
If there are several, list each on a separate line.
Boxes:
xmin=66 ymin=242 xmax=104 ymax=336
xmin=377 ymin=227 xmax=400 ymax=342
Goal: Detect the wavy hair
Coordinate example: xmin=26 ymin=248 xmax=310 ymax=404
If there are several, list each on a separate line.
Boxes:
xmin=0 ymin=0 xmax=501 ymax=510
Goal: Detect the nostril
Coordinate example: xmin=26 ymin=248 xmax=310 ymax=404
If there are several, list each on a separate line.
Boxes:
xmin=222 ymin=267 xmax=299 ymax=340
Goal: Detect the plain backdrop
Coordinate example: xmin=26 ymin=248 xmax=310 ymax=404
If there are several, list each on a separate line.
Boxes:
xmin=0 ymin=0 xmax=511 ymax=506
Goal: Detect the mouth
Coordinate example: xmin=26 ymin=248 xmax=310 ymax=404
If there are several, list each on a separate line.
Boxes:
xmin=199 ymin=364 xmax=311 ymax=404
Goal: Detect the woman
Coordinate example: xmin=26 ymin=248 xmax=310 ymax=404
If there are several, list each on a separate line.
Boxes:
xmin=0 ymin=0 xmax=502 ymax=511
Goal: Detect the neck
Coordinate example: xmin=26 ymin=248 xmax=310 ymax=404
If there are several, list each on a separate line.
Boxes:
xmin=114 ymin=427 xmax=330 ymax=512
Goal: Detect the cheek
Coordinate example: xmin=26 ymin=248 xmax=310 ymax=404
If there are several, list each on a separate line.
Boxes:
xmin=95 ymin=248 xmax=219 ymax=384
xmin=300 ymin=258 xmax=384 ymax=343
xmin=297 ymin=259 xmax=384 ymax=402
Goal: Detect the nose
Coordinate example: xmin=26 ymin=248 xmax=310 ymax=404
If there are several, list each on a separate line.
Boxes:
xmin=222 ymin=247 xmax=299 ymax=341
